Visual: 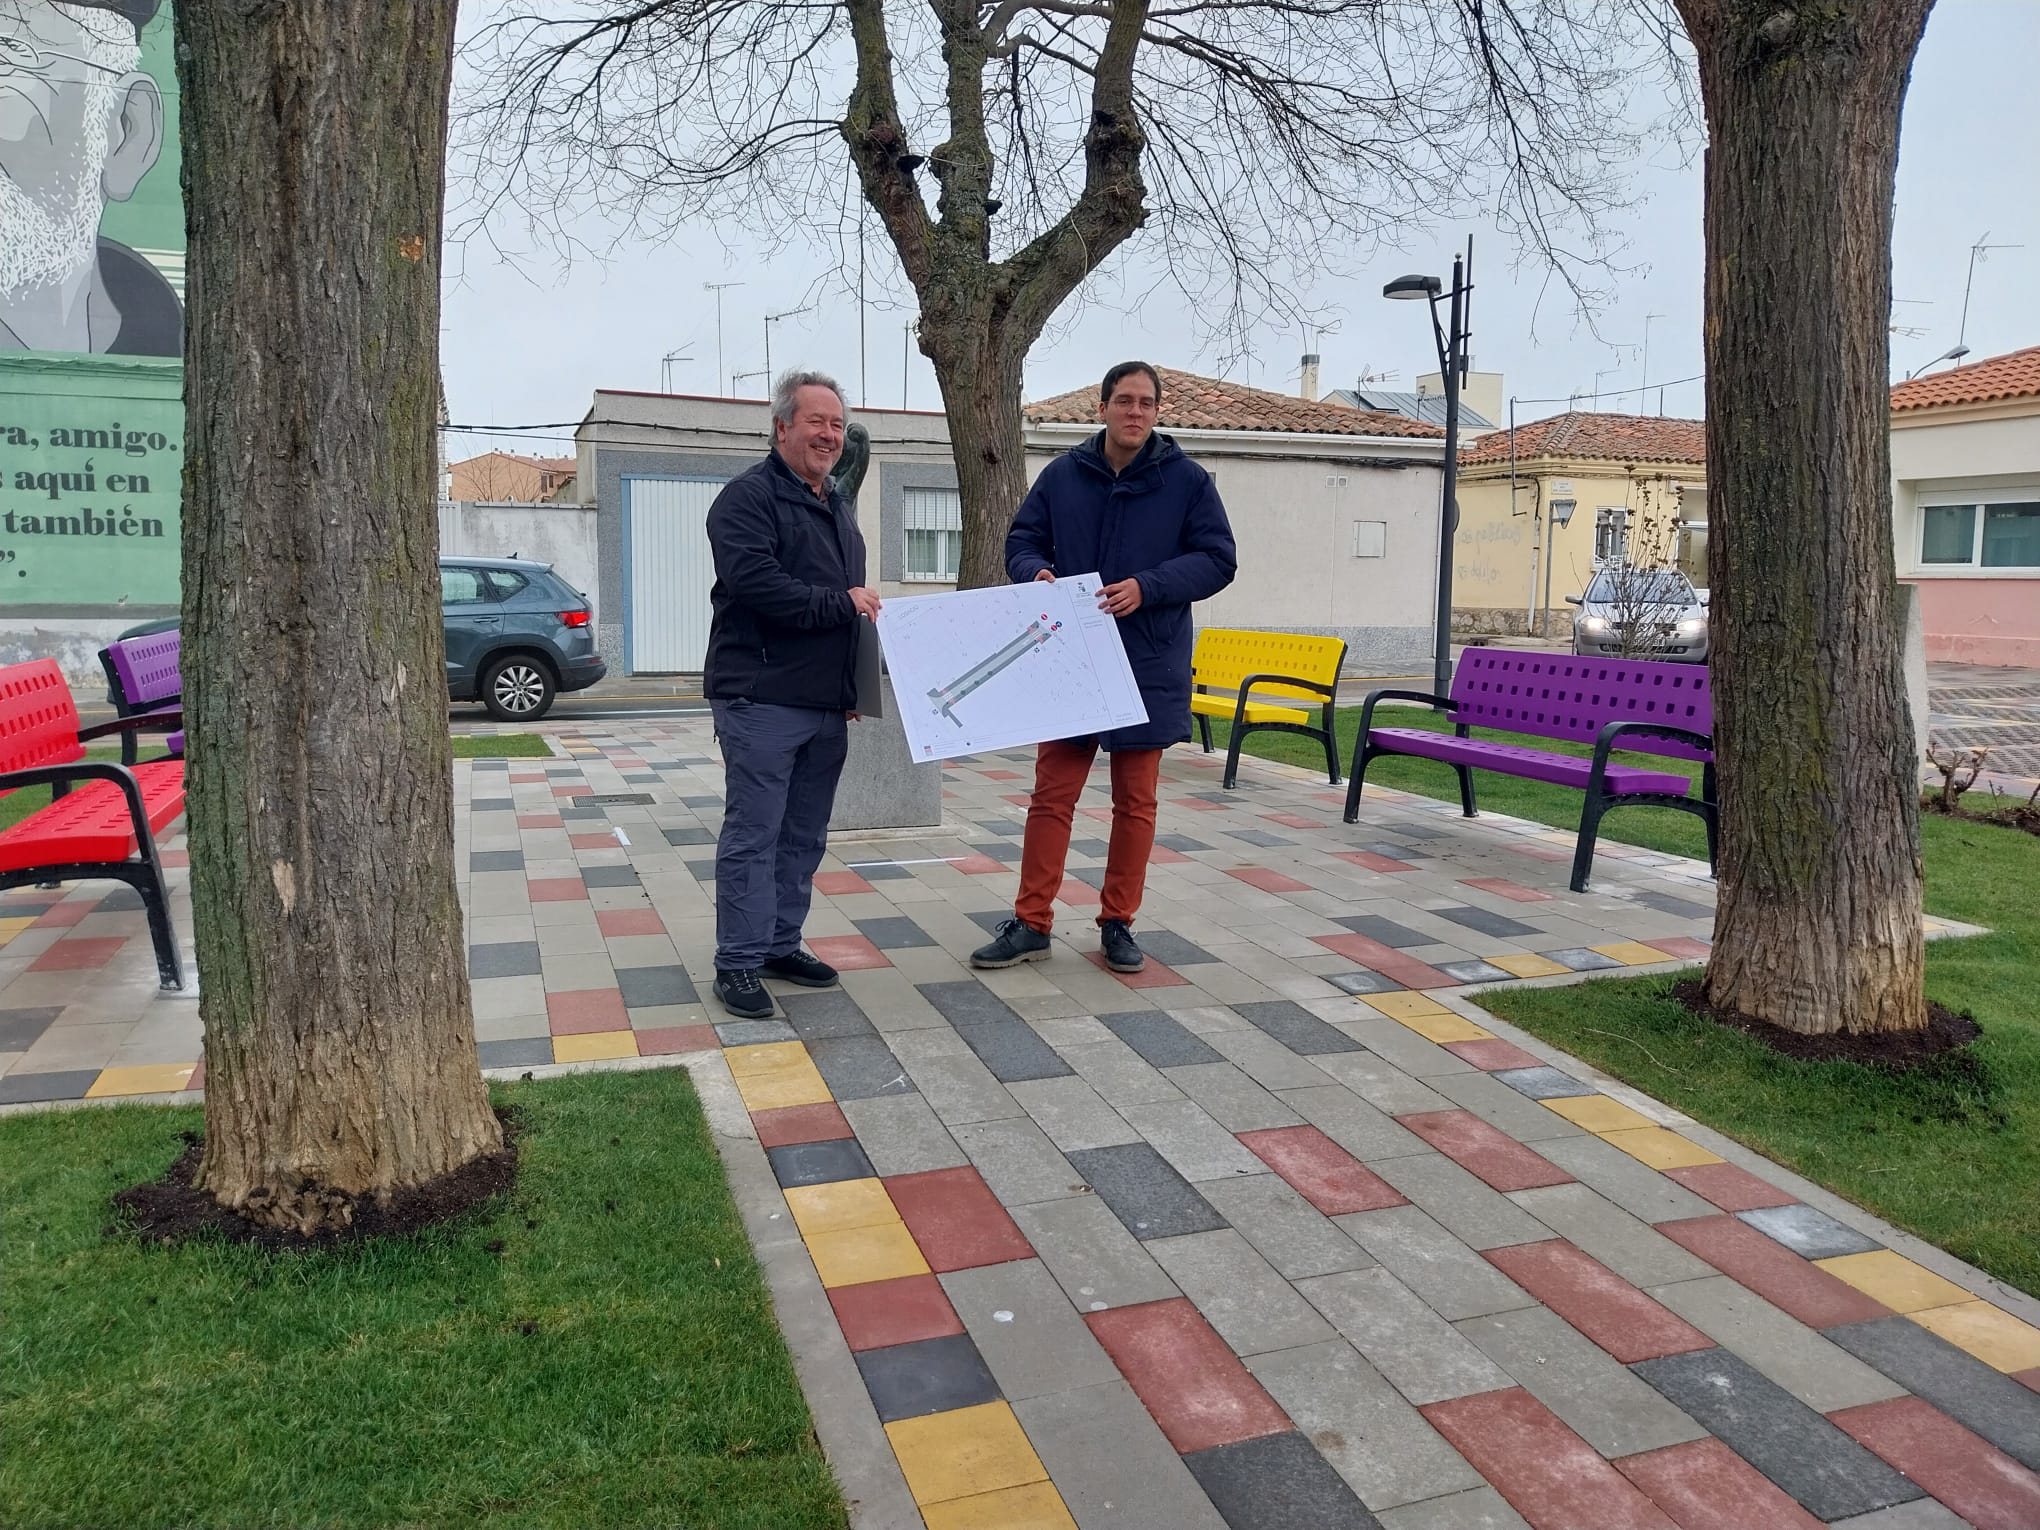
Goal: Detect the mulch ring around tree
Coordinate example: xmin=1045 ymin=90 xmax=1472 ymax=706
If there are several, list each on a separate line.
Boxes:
xmin=112 ymin=1109 xmax=520 ymax=1251
xmin=1924 ymin=792 xmax=2040 ymax=840
xmin=1670 ymin=979 xmax=1982 ymax=1072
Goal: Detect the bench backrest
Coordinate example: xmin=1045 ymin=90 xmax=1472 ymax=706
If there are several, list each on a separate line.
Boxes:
xmin=101 ymin=628 xmax=183 ymax=714
xmin=1448 ymin=649 xmax=1712 ymax=761
xmin=0 ymin=659 xmax=85 ymax=781
xmin=1193 ymin=629 xmax=1346 ymax=701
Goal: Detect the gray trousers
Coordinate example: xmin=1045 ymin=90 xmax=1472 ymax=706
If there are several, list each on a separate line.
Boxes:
xmin=712 ymin=699 xmax=849 ymax=970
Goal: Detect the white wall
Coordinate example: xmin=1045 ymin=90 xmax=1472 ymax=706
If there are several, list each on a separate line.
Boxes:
xmin=438 ymin=500 xmax=600 ymax=613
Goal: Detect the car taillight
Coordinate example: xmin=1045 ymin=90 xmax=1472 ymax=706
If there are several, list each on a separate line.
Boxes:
xmin=559 ymin=610 xmax=591 ymax=628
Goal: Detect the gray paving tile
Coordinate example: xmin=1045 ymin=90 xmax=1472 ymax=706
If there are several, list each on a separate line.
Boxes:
xmin=1823 ymin=1503 xmax=1978 ymax=1530
xmin=1207 ymin=1029 xmax=1338 ymax=1090
xmin=1735 ymin=1203 xmax=1884 ymax=1259
xmin=615 ymin=963 xmax=699 ymax=1009
xmin=1119 ymin=1098 xmax=1267 ymax=1182
xmin=1306 ymin=1053 xmax=1454 ymax=1117
xmin=803 ymin=1034 xmax=915 ymax=1100
xmin=766 ymin=1136 xmax=877 ymax=1188
xmin=1277 ymin=1087 xmax=1430 ymax=1163
xmin=1067 ymin=867 xmax=1109 ymax=891
xmin=847 ymin=860 xmax=913 ymax=880
xmin=1232 ymin=1000 xmax=1367 ymax=1055
xmin=469 ymin=940 xmax=543 ymax=979
xmin=1010 ymin=1196 xmax=1181 ymax=1311
xmin=1825 ymin=1315 xmax=2040 ymax=1471
xmin=900 ymin=1052 xmax=1024 ymax=1127
xmin=1057 ymin=1040 xmax=1187 ymax=1108
xmin=950 ymin=1116 xmax=1085 ymax=1206
xmin=1184 ymin=1430 xmax=1382 ymax=1529
xmin=0 ymin=1069 xmax=99 ymax=1103
xmin=853 ymin=1332 xmax=1000 ymax=1422
xmin=977 ymin=817 xmax=1028 ymax=837
xmin=1376 ymin=1487 xmax=1531 ymax=1530
xmin=468 ymin=849 xmax=526 ymax=872
xmin=1069 ymin=838 xmax=1112 ymax=857
xmin=1147 ymin=1228 xmax=1339 ymax=1356
xmin=954 ymin=1012 xmax=1078 ymax=1083
xmin=1326 ymin=970 xmax=1404 ymax=995
xmin=940 ymin=1258 xmax=1123 ymax=1400
xmin=968 ymin=841 xmax=1024 ymax=863
xmin=1631 ymin=1347 xmax=1923 ymax=1521
xmin=1137 ymin=931 xmax=1219 ymax=967
xmin=1335 ymin=1206 xmax=1536 ymax=1321
xmin=1426 ymin=905 xmax=1541 ymax=938
xmin=1008 ymin=1076 xmax=1140 ymax=1152
xmin=1434 ymin=960 xmax=1514 ymax=984
xmin=1369 ymin=1153 xmax=1559 ymax=1251
xmin=1295 ymin=1267 xmax=1513 ymax=1406
xmin=1489 ymin=1065 xmax=1597 ymax=1100
xmin=1100 ymin=1009 xmax=1224 ymax=1067
xmin=1334 ymin=915 xmax=1432 ymax=948
xmin=580 ymin=864 xmax=642 ymax=888
xmin=478 ymin=1037 xmax=552 ymax=1068
xmin=1013 ymin=1381 xmax=1229 ymax=1530
xmin=853 ymin=915 xmax=939 ymax=950
xmin=778 ymin=988 xmax=877 ymax=1040
xmin=1530 ymin=1133 xmax=1716 ymax=1223
xmin=1648 ymin=1276 xmax=1906 ymax=1413
xmin=1633 ymin=889 xmax=1715 ymax=919
xmin=1225 ymin=829 xmax=1297 ymax=849
xmin=1507 ymin=1183 xmax=1713 ymax=1286
xmin=1069 ymin=1142 xmax=1229 ymax=1241
xmin=714 ymin=1019 xmax=798 ymax=1047
xmin=1199 ymin=1174 xmax=1373 ymax=1280
xmin=1165 ymin=1062 xmax=1305 ymax=1132
xmin=1540 ymin=946 xmax=1625 ymax=971
xmin=1155 ymin=833 xmax=1214 ymax=852
xmin=1333 ymin=1019 xmax=1476 ymax=1079
xmin=1424 ymin=1069 xmax=1586 ymax=1143
xmin=837 ymin=1094 xmax=966 ymax=1176
xmin=1454 ymin=1305 xmax=1707 ymax=1458
xmin=683 ymin=857 xmax=718 ymax=882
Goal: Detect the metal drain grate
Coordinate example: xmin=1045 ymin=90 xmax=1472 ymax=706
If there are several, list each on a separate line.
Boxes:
xmin=586 ymin=793 xmax=657 ymax=807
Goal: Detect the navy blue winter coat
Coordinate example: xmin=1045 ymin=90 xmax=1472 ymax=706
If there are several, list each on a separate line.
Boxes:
xmin=1006 ymin=431 xmax=1238 ymax=750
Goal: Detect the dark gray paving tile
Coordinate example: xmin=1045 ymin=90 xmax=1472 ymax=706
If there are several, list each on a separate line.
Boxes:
xmin=779 ymin=989 xmax=877 ymax=1041
xmin=1357 ymin=842 xmax=1429 ymax=861
xmin=965 ymin=909 xmax=1014 ymax=934
xmin=1631 ymin=1347 xmax=1922 ymax=1521
xmin=559 ymin=803 xmax=608 ymax=820
xmin=976 ymin=817 xmax=1027 ymax=836
xmin=1068 ymin=867 xmax=1109 ymax=890
xmin=469 ymin=849 xmax=526 ymax=873
xmin=1734 ymin=1203 xmax=1883 ymax=1260
xmin=1383 ymin=820 xmax=1449 ymax=840
xmin=1425 ymin=905 xmax=1541 ymax=938
xmin=1825 ymin=1316 xmax=2040 ymax=1472
xmin=616 ymin=964 xmax=699 ymax=1009
xmin=1100 ymin=1010 xmax=1224 ymax=1068
xmin=1541 ymin=947 xmax=1625 ymax=971
xmin=714 ymin=1019 xmax=798 ymax=1047
xmin=97 ymin=887 xmax=145 ymax=911
xmin=854 ymin=1332 xmax=1002 ymax=1423
xmin=621 ymin=772 xmax=662 ymax=784
xmin=478 ymin=1037 xmax=553 ymax=1068
xmin=1184 ymin=1430 xmax=1384 ymax=1529
xmin=580 ymin=864 xmax=642 ymax=888
xmin=766 ymin=1136 xmax=876 ymax=1188
xmin=0 ymin=1069 xmax=99 ymax=1104
xmin=921 ymin=980 xmax=1023 ymax=1028
xmin=1136 ymin=931 xmax=1218 ymax=967
xmin=846 ymin=861 xmax=913 ymax=881
xmin=1155 ymin=833 xmax=1214 ymax=853
xmin=972 ymin=841 xmax=1024 ymax=863
xmin=1226 ymin=829 xmax=1296 ymax=850
xmin=681 ymin=793 xmax=722 ymax=807
xmin=854 ymin=916 xmax=938 ymax=950
xmin=0 ymin=1007 xmax=65 ymax=1050
xmin=1070 ymin=838 xmax=1111 ymax=857
xmin=470 ymin=759 xmax=510 ymax=770
xmin=1067 ymin=1142 xmax=1228 ymax=1241
xmin=956 ymin=1018 xmax=1078 ymax=1083
xmin=805 ymin=1034 xmax=915 ymax=1100
xmin=469 ymin=941 xmax=543 ymax=980
xmin=684 ymin=858 xmax=719 ymax=882
xmin=1435 ymin=960 xmax=1513 ymax=985
xmin=469 ymin=797 xmax=514 ymax=812
xmin=1490 ymin=1066 xmax=1598 ymax=1100
xmin=1233 ymin=1000 xmax=1366 ymax=1056
xmin=662 ymin=825 xmax=715 ymax=846
xmin=1326 ymin=970 xmax=1405 ymax=996
xmin=1335 ymin=915 xmax=1432 ymax=948
xmin=1633 ymin=889 xmax=1716 ymax=919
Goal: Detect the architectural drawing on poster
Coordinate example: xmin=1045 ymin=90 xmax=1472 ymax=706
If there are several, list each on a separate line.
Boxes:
xmin=877 ymin=572 xmax=1147 ymax=761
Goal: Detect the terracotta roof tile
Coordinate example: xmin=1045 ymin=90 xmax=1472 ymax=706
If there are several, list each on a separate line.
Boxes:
xmin=1890 ymin=344 xmax=2040 ymax=412
xmin=1459 ymin=411 xmax=1706 ymax=468
xmin=1024 ymin=367 xmax=1445 ymax=439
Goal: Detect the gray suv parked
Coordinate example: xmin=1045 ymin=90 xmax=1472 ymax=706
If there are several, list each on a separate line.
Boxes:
xmin=441 ymin=556 xmax=606 ymax=719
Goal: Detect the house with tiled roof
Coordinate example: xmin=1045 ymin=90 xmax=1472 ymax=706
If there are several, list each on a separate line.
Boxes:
xmin=1451 ymin=411 xmax=1709 ymax=637
xmin=1889 ymin=344 xmax=2040 ymax=666
xmin=448 ymin=451 xmax=579 ymax=504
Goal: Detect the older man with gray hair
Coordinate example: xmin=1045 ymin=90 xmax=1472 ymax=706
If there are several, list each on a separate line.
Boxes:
xmin=703 ymin=369 xmax=881 ymax=1018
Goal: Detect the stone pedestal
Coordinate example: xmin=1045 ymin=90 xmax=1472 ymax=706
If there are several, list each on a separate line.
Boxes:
xmin=829 ymin=677 xmax=943 ymax=832
xmin=1897 ymin=582 xmax=1932 ymax=782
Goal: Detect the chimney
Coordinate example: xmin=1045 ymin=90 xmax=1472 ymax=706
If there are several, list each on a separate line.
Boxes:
xmin=1300 ymin=353 xmax=1321 ymax=402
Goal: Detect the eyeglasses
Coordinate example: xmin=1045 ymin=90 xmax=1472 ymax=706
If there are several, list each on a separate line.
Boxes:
xmin=0 ymin=34 xmax=127 ymax=83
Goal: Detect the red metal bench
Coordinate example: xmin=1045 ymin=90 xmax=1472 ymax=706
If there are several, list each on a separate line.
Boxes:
xmin=98 ymin=628 xmax=185 ymax=765
xmin=0 ymin=658 xmax=187 ymax=988
xmin=1342 ymin=649 xmax=1716 ymax=893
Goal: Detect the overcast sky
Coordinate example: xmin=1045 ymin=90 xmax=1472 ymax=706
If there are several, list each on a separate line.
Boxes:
xmin=439 ymin=0 xmax=2038 ymax=462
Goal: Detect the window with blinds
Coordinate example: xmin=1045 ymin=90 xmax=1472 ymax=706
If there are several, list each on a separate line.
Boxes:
xmin=903 ymin=486 xmax=963 ymax=582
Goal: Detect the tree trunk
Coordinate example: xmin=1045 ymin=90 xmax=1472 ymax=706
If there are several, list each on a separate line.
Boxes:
xmin=179 ymin=0 xmax=502 ymax=1230
xmin=1679 ymin=0 xmax=1934 ymax=1035
xmin=924 ymin=323 xmax=1030 ymax=591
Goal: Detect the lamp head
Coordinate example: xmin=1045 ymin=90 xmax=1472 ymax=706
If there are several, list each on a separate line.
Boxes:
xmin=1383 ymin=275 xmax=1442 ymax=301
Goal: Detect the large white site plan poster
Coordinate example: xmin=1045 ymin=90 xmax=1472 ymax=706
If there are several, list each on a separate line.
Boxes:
xmin=876 ymin=573 xmax=1149 ymax=762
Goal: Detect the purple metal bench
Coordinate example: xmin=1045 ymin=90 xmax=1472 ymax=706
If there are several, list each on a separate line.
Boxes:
xmin=98 ymin=629 xmax=185 ymax=765
xmin=1342 ymin=649 xmax=1716 ymax=892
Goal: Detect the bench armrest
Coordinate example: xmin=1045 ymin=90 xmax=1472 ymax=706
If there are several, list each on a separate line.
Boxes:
xmin=0 ymin=760 xmax=158 ymax=853
xmin=1238 ymin=671 xmax=1338 ymax=702
xmin=1357 ymin=687 xmax=1454 ymax=736
xmin=78 ymin=709 xmax=183 ymax=743
xmin=1586 ymin=719 xmax=1713 ymax=800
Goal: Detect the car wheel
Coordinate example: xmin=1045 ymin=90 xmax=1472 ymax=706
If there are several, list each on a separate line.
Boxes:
xmin=481 ymin=654 xmax=556 ymax=721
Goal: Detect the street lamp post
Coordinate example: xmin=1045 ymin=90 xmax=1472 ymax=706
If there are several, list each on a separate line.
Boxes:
xmin=1384 ymin=240 xmax=1472 ymax=705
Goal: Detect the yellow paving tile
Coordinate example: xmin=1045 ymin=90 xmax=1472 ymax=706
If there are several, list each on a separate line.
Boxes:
xmin=1487 ymin=952 xmax=1572 ymax=979
xmin=1356 ymin=991 xmax=1454 ymax=1021
xmin=85 ymin=1063 xmax=197 ymax=1098
xmin=783 ymin=1178 xmax=899 ymax=1238
xmin=1909 ymin=1301 xmax=2040 ymax=1373
xmin=552 ymin=1030 xmax=640 ymax=1063
xmin=806 ymin=1220 xmax=931 ymax=1288
xmin=1389 ymin=1009 xmax=1496 ymax=1044
xmin=921 ymin=1480 xmax=1079 ymax=1530
xmin=1815 ymin=1250 xmax=1977 ymax=1314
xmin=1598 ymin=1126 xmax=1724 ymax=1170
xmin=1544 ymin=1094 xmax=1656 ymax=1134
xmin=723 ymin=1040 xmax=812 ymax=1077
xmin=0 ymin=916 xmax=34 ymax=942
xmin=1592 ymin=941 xmax=1680 ymax=966
xmin=732 ymin=1064 xmax=833 ymax=1112
xmin=886 ymin=1401 xmax=1049 ymax=1507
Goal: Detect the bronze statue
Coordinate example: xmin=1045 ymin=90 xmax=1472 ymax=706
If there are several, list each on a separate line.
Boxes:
xmin=832 ymin=422 xmax=871 ymax=501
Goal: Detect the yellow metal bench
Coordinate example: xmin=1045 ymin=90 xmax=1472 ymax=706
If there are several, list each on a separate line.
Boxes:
xmin=1189 ymin=629 xmax=1347 ymax=788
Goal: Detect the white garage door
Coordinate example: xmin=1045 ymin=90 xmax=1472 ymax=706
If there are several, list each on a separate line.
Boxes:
xmin=625 ymin=476 xmax=722 ymax=672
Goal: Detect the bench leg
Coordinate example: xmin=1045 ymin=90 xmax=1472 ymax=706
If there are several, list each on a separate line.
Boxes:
xmin=1198 ymin=713 xmax=1213 ymax=754
xmin=1570 ymin=796 xmax=1607 ymax=894
xmin=1222 ymin=725 xmax=1247 ymax=790
xmin=1454 ymin=764 xmax=1478 ymax=818
xmin=132 ymin=863 xmax=185 ymax=990
xmin=1320 ymin=727 xmax=1341 ymax=786
xmin=1342 ymin=743 xmax=1378 ymax=823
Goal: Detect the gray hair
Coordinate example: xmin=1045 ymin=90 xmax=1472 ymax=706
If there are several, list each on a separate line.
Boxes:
xmin=771 ymin=369 xmax=849 ymax=429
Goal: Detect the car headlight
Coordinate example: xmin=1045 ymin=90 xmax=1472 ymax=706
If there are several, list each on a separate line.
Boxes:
xmin=1677 ymin=618 xmax=1706 ymax=636
xmin=1580 ymin=616 xmax=1610 ymax=634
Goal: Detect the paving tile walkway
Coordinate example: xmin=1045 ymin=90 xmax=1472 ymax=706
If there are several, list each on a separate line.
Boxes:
xmin=2 ymin=718 xmax=2035 ymax=1529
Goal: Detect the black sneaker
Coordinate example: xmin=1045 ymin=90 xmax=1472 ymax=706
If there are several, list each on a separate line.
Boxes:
xmin=970 ymin=918 xmax=1053 ymax=969
xmin=763 ymin=949 xmax=838 ymax=988
xmin=713 ymin=968 xmax=774 ymax=1019
xmin=1100 ymin=920 xmax=1145 ymax=973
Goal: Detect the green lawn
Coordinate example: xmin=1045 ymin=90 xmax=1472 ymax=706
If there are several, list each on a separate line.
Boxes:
xmin=0 ymin=1069 xmax=846 ymax=1530
xmin=1225 ymin=705 xmax=2040 ymax=1298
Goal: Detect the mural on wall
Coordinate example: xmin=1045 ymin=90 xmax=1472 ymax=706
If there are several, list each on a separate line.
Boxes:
xmin=1 ymin=0 xmax=182 ymax=609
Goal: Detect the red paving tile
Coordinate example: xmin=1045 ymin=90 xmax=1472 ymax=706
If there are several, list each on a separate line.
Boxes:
xmin=1459 ymin=876 xmax=1554 ymax=902
xmin=635 ymin=1024 xmax=719 ymax=1055
xmin=829 ymin=1273 xmax=968 ymax=1352
xmin=1311 ymin=932 xmax=1454 ymax=988
xmin=1422 ymin=1388 xmax=1677 ymax=1530
xmin=1148 ymin=845 xmax=1192 ymax=865
xmin=547 ymin=988 xmax=631 ymax=1035
xmin=1056 ymin=877 xmax=1102 ymax=907
xmin=183 ymin=1058 xmax=206 ymax=1092
xmin=1086 ymin=1298 xmax=1292 ymax=1454
xmin=1443 ymin=1038 xmax=1548 ymax=1071
xmin=813 ymin=871 xmax=876 ymax=897
xmin=883 ymin=1166 xmax=1034 ymax=1273
xmin=1661 ymin=1162 xmax=1797 ymax=1213
xmin=1173 ymin=796 xmax=1228 ymax=812
xmin=1332 ymin=849 xmax=1417 ymax=873
xmin=596 ymin=909 xmax=666 ymax=937
xmin=1645 ymin=935 xmax=1712 ymax=959
xmin=570 ymin=832 xmax=620 ymax=850
xmin=552 ymin=783 xmax=593 ymax=798
xmin=2017 ymin=1368 xmax=2040 ymax=1395
xmin=1078 ymin=806 xmax=1116 ymax=822
xmin=951 ymin=854 xmax=1007 ymax=876
xmin=160 ymin=848 xmax=189 ymax=868
xmin=750 ymin=1101 xmax=854 ymax=1148
xmin=33 ymin=899 xmax=94 ymax=929
xmin=1612 ymin=1438 xmax=1823 ymax=1530
xmin=1484 ymin=1240 xmax=1713 ymax=1363
xmin=1083 ymin=950 xmax=1190 ymax=989
xmin=1830 ymin=1396 xmax=2040 ymax=1530
xmin=981 ymin=769 xmax=1025 ymax=781
xmin=1510 ymin=842 xmax=1573 ymax=863
xmin=510 ymin=773 xmax=545 ymax=783
xmin=1397 ymin=1110 xmax=1574 ymax=1192
xmin=1237 ymin=1126 xmax=1409 ymax=1215
xmin=1225 ymin=866 xmax=1312 ymax=894
xmin=527 ymin=877 xmax=588 ymax=902
xmin=1002 ymin=793 xmax=1033 ymax=807
xmin=30 ymin=936 xmax=126 ymax=971
xmin=517 ymin=813 xmax=564 ymax=829
xmin=1263 ymin=813 xmax=1320 ymax=830
xmin=1656 ymin=1214 xmax=1894 ymax=1328
xmin=806 ymin=934 xmax=892 ymax=971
